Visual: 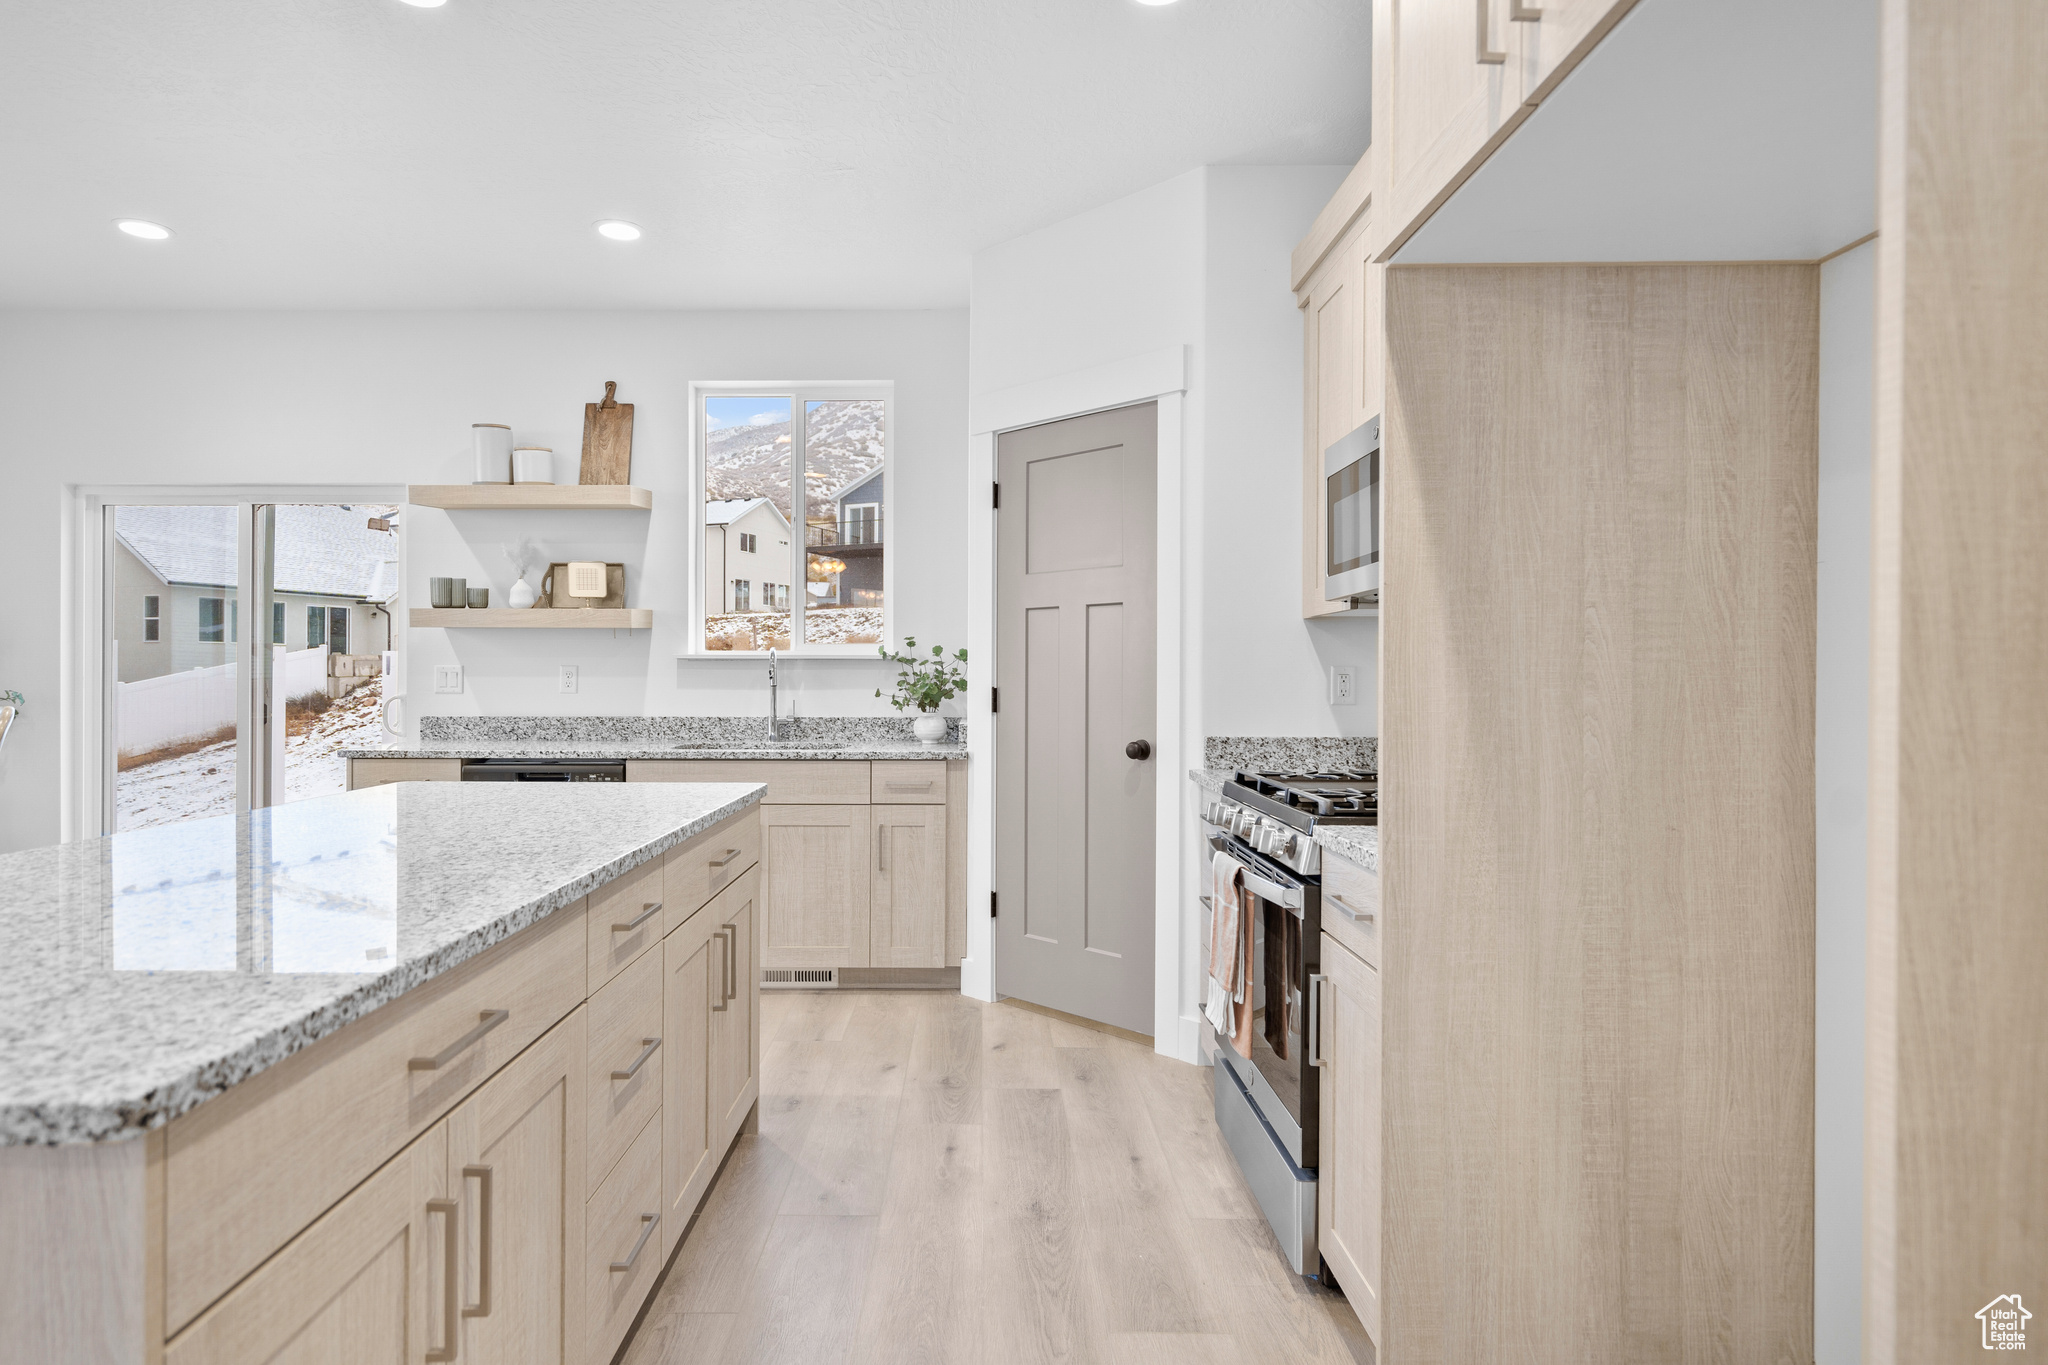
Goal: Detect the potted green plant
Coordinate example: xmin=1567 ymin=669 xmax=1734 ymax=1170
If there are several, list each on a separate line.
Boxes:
xmin=875 ymin=638 xmax=967 ymax=745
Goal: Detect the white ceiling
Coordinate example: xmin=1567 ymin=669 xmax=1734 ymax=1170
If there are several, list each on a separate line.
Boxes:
xmin=0 ymin=0 xmax=1370 ymax=310
xmin=1398 ymin=0 xmax=1875 ymax=264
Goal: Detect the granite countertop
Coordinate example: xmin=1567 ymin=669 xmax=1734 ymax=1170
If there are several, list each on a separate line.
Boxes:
xmin=1189 ymin=767 xmax=1233 ymax=795
xmin=0 ymin=781 xmax=764 ymax=1146
xmin=1314 ymin=826 xmax=1379 ymax=876
xmin=341 ymin=738 xmax=965 ymax=761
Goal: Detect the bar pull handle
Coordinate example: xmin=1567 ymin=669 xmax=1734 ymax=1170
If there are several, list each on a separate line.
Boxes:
xmin=711 ymin=928 xmax=731 ymax=1012
xmin=884 ymin=781 xmax=933 ymax=792
xmin=613 ymin=902 xmax=662 ymax=932
xmin=611 ymin=1036 xmax=661 ymax=1080
xmin=721 ymin=923 xmax=739 ymax=1002
xmin=1307 ymin=974 xmax=1328 ymax=1068
xmin=610 ymin=1213 xmax=659 ymax=1273
xmin=709 ymin=848 xmax=742 ymax=868
xmin=1477 ymin=0 xmax=1506 ymax=62
xmin=1510 ymin=0 xmax=1541 ymax=18
xmin=410 ymin=1010 xmax=509 ymax=1071
xmin=1326 ymin=892 xmax=1376 ymax=925
xmin=462 ymin=1165 xmax=492 ymax=1319
xmin=426 ymin=1197 xmax=459 ymax=1362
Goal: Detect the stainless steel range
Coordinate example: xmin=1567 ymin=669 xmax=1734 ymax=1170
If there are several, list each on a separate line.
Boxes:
xmin=1201 ymin=768 xmax=1376 ymax=1280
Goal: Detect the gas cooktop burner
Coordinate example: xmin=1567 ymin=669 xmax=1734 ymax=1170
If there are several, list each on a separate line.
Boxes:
xmin=1222 ymin=769 xmax=1379 ymax=829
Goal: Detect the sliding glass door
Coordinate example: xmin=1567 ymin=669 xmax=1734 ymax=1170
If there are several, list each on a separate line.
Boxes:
xmin=104 ymin=500 xmax=400 ymax=833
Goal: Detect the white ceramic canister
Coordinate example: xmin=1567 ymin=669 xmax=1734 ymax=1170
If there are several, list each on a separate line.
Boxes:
xmin=512 ymin=446 xmax=554 ymax=484
xmin=472 ymin=423 xmax=514 ymax=483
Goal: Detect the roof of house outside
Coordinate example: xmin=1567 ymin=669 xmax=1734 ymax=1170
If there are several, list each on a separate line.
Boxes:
xmin=820 ymin=461 xmax=885 ymax=505
xmin=705 ymin=497 xmax=790 ymax=529
xmin=115 ymin=504 xmax=399 ymax=600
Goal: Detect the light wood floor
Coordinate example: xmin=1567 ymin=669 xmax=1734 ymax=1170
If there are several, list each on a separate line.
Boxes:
xmin=620 ymin=991 xmax=1374 ymax=1365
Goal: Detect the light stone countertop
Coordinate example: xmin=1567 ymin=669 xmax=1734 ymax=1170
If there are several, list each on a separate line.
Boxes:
xmin=1189 ymin=767 xmax=1233 ymax=796
xmin=0 ymin=781 xmax=764 ymax=1146
xmin=341 ymin=739 xmax=965 ymax=762
xmin=1314 ymin=826 xmax=1379 ymax=876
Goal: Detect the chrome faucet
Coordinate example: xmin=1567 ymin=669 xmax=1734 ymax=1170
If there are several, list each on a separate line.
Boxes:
xmin=766 ymin=648 xmax=791 ymax=742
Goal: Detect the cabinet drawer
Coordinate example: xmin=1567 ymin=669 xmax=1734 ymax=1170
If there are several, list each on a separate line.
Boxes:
xmin=869 ymin=760 xmax=946 ymax=804
xmin=585 ymin=948 xmax=664 ymax=1198
xmin=663 ymin=807 xmax=761 ymax=925
xmin=164 ymin=901 xmax=587 ymax=1335
xmin=1322 ymin=847 xmax=1379 ymax=969
xmin=586 ymin=854 xmax=667 ymax=991
xmin=347 ymin=757 xmax=461 ymax=789
xmin=585 ymin=1111 xmax=663 ymax=1365
xmin=628 ymin=759 xmax=869 ymax=804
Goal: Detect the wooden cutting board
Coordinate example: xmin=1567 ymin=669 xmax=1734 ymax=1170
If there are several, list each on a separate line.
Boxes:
xmin=579 ymin=381 xmax=634 ymax=485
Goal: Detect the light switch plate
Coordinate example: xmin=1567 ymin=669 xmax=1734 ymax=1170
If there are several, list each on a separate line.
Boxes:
xmin=557 ymin=664 xmax=578 ymax=694
xmin=1330 ymin=665 xmax=1357 ymax=706
xmin=433 ymin=665 xmax=463 ymax=695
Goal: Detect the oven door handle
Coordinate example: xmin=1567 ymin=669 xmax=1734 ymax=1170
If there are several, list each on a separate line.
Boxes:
xmin=1204 ymin=834 xmax=1305 ymax=911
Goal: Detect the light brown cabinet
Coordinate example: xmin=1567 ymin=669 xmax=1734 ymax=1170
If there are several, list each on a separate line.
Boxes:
xmin=661 ymin=909 xmax=718 ymax=1261
xmin=347 ymin=756 xmax=461 ymax=788
xmin=871 ymin=805 xmax=948 ymax=969
xmin=446 ymin=1010 xmax=588 ymax=1365
xmin=633 ymin=759 xmax=964 ymax=976
xmin=1297 ymin=198 xmax=1382 ymax=620
xmin=708 ymin=867 xmax=761 ymax=1143
xmin=164 ymin=1125 xmax=444 ymax=1365
xmin=1315 ymin=929 xmax=1382 ymax=1343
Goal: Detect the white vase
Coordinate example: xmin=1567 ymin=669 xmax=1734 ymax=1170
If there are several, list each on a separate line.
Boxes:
xmin=508 ymin=572 xmax=538 ymax=609
xmin=913 ymin=713 xmax=947 ymax=746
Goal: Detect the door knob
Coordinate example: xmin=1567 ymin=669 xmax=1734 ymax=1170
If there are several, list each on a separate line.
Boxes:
xmin=1125 ymin=740 xmax=1152 ymax=761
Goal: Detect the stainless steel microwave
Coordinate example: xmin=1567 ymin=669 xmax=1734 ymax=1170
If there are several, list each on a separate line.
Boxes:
xmin=1323 ymin=416 xmax=1380 ymax=602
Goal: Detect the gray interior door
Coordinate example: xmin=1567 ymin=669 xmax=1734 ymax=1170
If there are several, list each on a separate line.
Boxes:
xmin=994 ymin=402 xmax=1158 ymax=1035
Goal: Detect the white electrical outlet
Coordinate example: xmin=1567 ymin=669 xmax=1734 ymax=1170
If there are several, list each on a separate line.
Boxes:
xmin=433 ymin=665 xmax=463 ymax=695
xmin=557 ymin=664 xmax=578 ymax=695
xmin=1330 ymin=665 xmax=1357 ymax=706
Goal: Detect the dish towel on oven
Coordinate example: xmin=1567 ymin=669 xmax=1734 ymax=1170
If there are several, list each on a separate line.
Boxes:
xmin=1206 ymin=850 xmax=1257 ymax=1056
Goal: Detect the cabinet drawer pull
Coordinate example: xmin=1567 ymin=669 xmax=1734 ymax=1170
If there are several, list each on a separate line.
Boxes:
xmin=609 ymin=1213 xmax=659 ymax=1273
xmin=409 ymin=1009 xmax=509 ymax=1071
xmin=1308 ymin=973 xmax=1328 ymax=1068
xmin=1326 ymin=892 xmax=1375 ymax=925
xmin=710 ymin=928 xmax=731 ymax=1012
xmin=613 ymin=901 xmax=662 ymax=932
xmin=708 ymin=848 xmax=742 ymax=868
xmin=877 ymin=827 xmax=887 ymax=873
xmin=721 ymin=923 xmax=739 ymax=1002
xmin=611 ymin=1036 xmax=661 ymax=1080
xmin=426 ymin=1197 xmax=459 ymax=1362
xmin=884 ymin=781 xmax=933 ymax=791
xmin=1477 ymin=0 xmax=1506 ymax=62
xmin=462 ymin=1165 xmax=493 ymax=1319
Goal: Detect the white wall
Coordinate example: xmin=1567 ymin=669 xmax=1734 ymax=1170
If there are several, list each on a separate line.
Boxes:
xmin=1815 ymin=238 xmax=1873 ymax=1365
xmin=0 ymin=308 xmax=967 ymax=853
xmin=1202 ymin=166 xmax=1377 ymax=737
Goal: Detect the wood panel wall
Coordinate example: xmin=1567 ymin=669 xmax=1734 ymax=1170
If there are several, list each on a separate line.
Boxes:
xmin=1381 ymin=263 xmax=1817 ymax=1364
xmin=1868 ymin=3 xmax=2048 ymax=1359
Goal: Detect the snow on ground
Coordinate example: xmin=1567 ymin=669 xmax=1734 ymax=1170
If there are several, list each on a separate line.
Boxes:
xmin=116 ymin=678 xmax=393 ymax=831
xmin=705 ymin=608 xmax=886 ymax=651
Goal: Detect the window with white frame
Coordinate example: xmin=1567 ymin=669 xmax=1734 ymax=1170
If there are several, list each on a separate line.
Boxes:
xmin=142 ymin=595 xmax=160 ymax=642
xmin=698 ymin=383 xmax=889 ymax=653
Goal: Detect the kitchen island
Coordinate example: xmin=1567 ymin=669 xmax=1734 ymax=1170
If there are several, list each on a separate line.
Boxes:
xmin=0 ymin=778 xmax=767 ymax=1365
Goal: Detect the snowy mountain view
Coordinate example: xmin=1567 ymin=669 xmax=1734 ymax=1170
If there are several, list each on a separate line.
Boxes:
xmin=706 ymin=399 xmax=884 ymax=518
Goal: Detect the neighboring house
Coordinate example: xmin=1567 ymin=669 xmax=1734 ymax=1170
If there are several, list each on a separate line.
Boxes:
xmin=704 ymin=497 xmax=793 ymax=615
xmin=809 ymin=463 xmax=884 ymax=609
xmin=112 ymin=504 xmax=399 ymax=684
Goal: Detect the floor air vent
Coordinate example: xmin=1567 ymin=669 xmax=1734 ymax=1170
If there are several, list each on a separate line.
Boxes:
xmin=762 ymin=968 xmax=837 ymax=989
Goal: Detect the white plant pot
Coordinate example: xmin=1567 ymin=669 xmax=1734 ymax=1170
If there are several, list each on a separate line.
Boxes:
xmin=913 ymin=714 xmax=947 ymax=746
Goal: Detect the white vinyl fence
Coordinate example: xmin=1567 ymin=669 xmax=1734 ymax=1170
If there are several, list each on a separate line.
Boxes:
xmin=118 ymin=646 xmax=329 ymax=756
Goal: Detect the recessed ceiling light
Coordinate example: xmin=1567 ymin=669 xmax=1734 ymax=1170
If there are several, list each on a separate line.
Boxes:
xmin=396 ymin=0 xmax=447 ymax=8
xmin=595 ymin=220 xmax=642 ymax=241
xmin=1134 ymin=0 xmax=1181 ymax=6
xmin=115 ymin=220 xmax=172 ymax=240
